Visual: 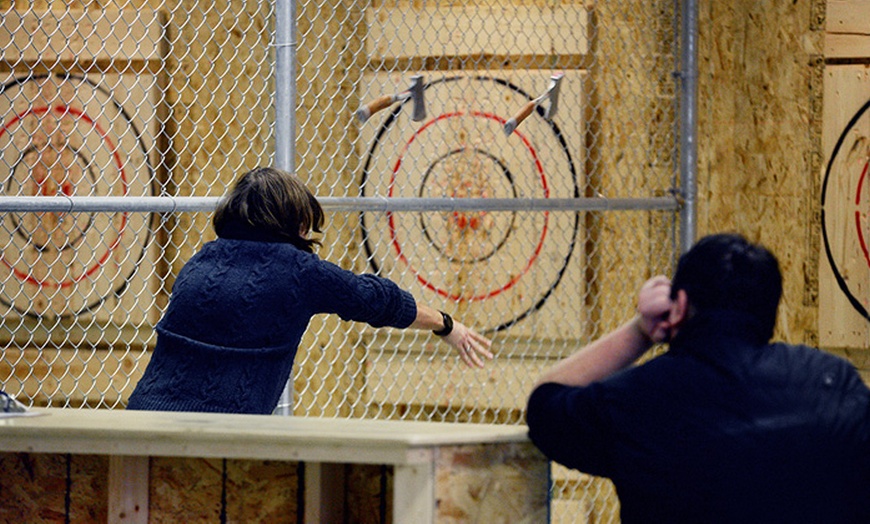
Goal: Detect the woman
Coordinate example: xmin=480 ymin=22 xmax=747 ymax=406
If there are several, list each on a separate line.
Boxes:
xmin=127 ymin=166 xmax=493 ymax=414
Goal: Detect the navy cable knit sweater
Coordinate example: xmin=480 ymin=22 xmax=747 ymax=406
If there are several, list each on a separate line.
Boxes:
xmin=126 ymin=237 xmax=417 ymax=414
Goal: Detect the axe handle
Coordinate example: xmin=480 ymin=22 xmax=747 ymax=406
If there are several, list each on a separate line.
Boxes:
xmin=509 ymin=100 xmax=537 ymax=128
xmin=364 ymin=94 xmax=400 ymax=116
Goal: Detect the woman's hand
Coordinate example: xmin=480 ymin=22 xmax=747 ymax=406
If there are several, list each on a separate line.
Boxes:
xmin=443 ymin=321 xmax=493 ymax=368
xmin=409 ymin=303 xmax=494 ymax=368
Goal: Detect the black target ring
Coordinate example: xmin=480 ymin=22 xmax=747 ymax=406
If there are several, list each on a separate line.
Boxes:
xmin=417 ymin=147 xmax=518 ymax=264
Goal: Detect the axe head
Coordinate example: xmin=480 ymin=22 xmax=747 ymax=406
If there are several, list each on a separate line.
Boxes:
xmin=407 ymin=75 xmax=426 ymax=122
xmin=543 ymin=72 xmax=564 ymax=120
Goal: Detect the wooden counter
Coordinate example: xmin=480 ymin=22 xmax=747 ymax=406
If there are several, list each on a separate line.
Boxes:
xmin=0 ymin=409 xmax=548 ymax=523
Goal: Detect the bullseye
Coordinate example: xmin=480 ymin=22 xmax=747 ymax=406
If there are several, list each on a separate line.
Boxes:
xmin=418 ymin=147 xmax=517 ymax=264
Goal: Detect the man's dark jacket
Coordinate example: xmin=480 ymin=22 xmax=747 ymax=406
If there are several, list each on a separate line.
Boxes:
xmin=527 ymin=310 xmax=870 ymax=523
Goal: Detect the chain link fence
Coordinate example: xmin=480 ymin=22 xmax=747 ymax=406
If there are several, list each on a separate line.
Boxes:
xmin=0 ymin=1 xmax=684 ymax=521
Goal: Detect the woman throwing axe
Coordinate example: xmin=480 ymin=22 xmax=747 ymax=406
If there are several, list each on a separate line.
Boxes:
xmin=127 ymin=166 xmax=492 ymax=414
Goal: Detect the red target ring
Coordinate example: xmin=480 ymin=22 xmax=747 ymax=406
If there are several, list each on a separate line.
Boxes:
xmin=855 ymin=159 xmax=870 ymax=269
xmin=0 ymin=105 xmax=129 ymax=289
xmin=387 ymin=111 xmax=550 ymax=301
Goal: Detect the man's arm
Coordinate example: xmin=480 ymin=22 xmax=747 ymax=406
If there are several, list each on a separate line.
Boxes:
xmin=533 ymin=276 xmax=674 ymax=388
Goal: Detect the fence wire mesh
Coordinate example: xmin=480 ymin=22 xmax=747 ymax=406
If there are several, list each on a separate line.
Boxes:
xmin=0 ymin=1 xmax=681 ymax=521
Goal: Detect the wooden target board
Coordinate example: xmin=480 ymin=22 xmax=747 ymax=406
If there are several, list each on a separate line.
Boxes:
xmin=0 ymin=73 xmax=157 ymax=320
xmin=820 ymin=65 xmax=870 ymax=347
xmin=358 ymin=71 xmax=586 ymax=337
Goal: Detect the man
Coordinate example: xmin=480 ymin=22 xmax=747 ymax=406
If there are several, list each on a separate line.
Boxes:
xmin=526 ymin=233 xmax=870 ymax=523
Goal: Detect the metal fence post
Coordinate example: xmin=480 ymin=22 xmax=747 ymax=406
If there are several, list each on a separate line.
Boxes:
xmin=274 ymin=0 xmax=297 ymax=415
xmin=679 ymin=0 xmax=699 ymax=253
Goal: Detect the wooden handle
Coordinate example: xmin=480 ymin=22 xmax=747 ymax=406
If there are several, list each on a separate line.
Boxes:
xmin=511 ymin=100 xmax=537 ymax=127
xmin=366 ymin=95 xmax=397 ymax=116
xmin=356 ymin=94 xmax=402 ymax=122
xmin=503 ymin=100 xmax=539 ymax=134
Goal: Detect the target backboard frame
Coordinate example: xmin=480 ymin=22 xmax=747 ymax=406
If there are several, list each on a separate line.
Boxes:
xmin=820 ymin=65 xmax=870 ymax=347
xmin=0 ymin=10 xmax=162 ymax=325
xmin=0 ymin=72 xmax=159 ymax=323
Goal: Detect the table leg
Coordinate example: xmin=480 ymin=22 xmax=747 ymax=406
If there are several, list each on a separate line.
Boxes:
xmin=304 ymin=462 xmax=346 ymax=523
xmin=393 ymin=462 xmax=435 ymax=524
xmin=108 ymin=455 xmax=149 ymax=523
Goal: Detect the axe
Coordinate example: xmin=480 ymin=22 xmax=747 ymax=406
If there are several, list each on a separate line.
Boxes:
xmin=503 ymin=72 xmax=564 ymax=135
xmin=356 ymin=75 xmax=427 ymax=123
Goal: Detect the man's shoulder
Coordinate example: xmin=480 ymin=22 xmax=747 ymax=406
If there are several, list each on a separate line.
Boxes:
xmin=761 ymin=343 xmax=870 ymax=409
xmin=768 ymin=342 xmax=862 ymax=376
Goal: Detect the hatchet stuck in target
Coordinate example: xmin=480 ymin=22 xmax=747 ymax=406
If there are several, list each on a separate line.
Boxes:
xmin=503 ymin=72 xmax=564 ymax=135
xmin=356 ymin=75 xmax=427 ymax=123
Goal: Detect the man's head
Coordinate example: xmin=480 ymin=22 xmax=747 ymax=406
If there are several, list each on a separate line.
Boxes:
xmin=670 ymin=233 xmax=782 ymax=342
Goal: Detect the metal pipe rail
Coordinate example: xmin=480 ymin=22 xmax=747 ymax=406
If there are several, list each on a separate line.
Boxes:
xmin=0 ymin=196 xmax=680 ymax=213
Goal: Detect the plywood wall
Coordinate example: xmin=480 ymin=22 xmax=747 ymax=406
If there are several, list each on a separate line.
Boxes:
xmin=697 ymin=0 xmax=824 ymax=345
xmin=4 ymin=0 xmax=866 ymax=409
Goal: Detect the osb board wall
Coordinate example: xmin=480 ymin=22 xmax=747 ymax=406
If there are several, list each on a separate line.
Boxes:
xmin=698 ymin=0 xmax=870 ymax=382
xmin=150 ymin=457 xmax=300 ymax=522
xmin=0 ymin=0 xmax=273 ymax=289
xmin=0 ymin=5 xmax=167 ymax=406
xmin=0 ymin=453 xmax=110 ymax=523
xmin=0 ymin=0 xmax=350 ymax=412
xmin=0 ymin=453 xmax=301 ymax=523
xmin=591 ymin=0 xmax=678 ymax=336
xmin=697 ymin=0 xmax=824 ymax=346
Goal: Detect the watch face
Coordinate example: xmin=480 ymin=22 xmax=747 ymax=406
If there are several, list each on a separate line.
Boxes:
xmin=435 ymin=310 xmax=453 ymax=335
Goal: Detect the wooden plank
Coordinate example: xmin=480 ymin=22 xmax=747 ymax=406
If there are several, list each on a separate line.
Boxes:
xmin=365 ymin=5 xmax=588 ymax=60
xmin=827 ymin=1 xmax=870 ymax=36
xmin=393 ymin=462 xmax=435 ymax=524
xmin=0 ymin=408 xmax=527 ymax=464
xmin=0 ymin=453 xmax=109 ymax=521
xmin=825 ymin=34 xmax=870 ymax=60
xmin=108 ymin=455 xmax=149 ymax=524
xmin=825 ymin=0 xmax=870 ymax=59
xmin=0 ymin=10 xmax=162 ymax=63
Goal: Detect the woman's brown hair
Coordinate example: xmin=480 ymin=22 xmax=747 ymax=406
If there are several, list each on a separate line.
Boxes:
xmin=213 ymin=167 xmax=324 ymax=252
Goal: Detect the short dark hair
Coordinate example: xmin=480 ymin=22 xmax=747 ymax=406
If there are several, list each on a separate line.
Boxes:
xmin=213 ymin=166 xmax=324 ymax=253
xmin=671 ymin=233 xmax=782 ymax=342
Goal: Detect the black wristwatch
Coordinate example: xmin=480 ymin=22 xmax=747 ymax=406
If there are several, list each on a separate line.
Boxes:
xmin=432 ymin=311 xmax=454 ymax=337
